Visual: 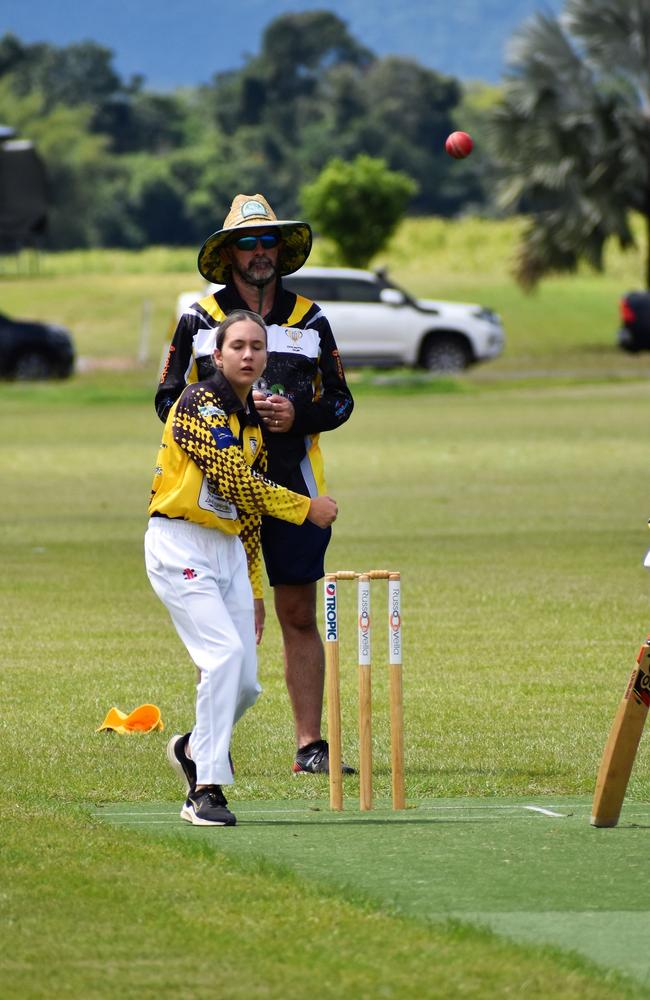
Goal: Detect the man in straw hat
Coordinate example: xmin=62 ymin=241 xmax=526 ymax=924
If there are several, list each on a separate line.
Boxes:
xmin=156 ymin=193 xmax=355 ymax=777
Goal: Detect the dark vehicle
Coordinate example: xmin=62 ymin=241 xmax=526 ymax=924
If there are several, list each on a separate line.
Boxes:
xmin=0 ymin=311 xmax=75 ymax=379
xmin=617 ymin=291 xmax=650 ymax=353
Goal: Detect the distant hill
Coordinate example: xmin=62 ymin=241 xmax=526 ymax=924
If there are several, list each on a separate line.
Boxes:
xmin=3 ymin=0 xmax=564 ymax=90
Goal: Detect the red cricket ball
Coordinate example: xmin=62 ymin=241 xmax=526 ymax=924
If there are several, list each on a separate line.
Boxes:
xmin=445 ymin=131 xmax=474 ymax=159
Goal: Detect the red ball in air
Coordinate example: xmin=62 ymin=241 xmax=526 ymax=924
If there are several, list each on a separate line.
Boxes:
xmin=445 ymin=131 xmax=474 ymax=159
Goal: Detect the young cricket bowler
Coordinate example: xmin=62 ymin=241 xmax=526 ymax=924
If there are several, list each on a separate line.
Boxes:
xmin=145 ymin=310 xmax=337 ymax=826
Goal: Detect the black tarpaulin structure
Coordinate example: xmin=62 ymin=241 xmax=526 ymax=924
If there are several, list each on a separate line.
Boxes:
xmin=0 ymin=128 xmax=48 ymax=252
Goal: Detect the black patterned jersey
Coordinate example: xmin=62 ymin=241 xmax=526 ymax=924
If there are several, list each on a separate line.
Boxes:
xmin=148 ymin=369 xmax=310 ymax=598
xmin=155 ymin=280 xmax=354 ymax=495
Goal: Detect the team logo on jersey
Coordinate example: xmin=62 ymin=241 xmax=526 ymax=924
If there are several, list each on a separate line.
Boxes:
xmin=199 ymin=404 xmax=226 ymax=419
xmin=250 ymin=436 xmax=258 ymax=456
xmin=183 ymin=568 xmax=197 ymax=580
xmin=285 ymin=328 xmax=303 ymax=351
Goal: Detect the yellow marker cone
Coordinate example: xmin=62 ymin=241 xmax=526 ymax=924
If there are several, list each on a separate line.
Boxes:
xmin=97 ymin=704 xmax=164 ymax=734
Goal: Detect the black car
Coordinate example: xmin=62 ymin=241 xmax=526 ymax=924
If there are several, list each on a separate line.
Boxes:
xmin=617 ymin=291 xmax=650 ymax=353
xmin=0 ymin=311 xmax=75 ymax=379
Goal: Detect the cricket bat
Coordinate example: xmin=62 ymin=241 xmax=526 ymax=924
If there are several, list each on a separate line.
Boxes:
xmin=591 ymin=639 xmax=650 ymax=827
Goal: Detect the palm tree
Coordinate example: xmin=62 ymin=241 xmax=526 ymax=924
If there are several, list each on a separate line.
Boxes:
xmin=489 ymin=0 xmax=650 ymax=289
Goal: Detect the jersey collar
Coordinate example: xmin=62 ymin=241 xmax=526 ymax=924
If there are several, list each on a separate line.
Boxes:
xmin=217 ymin=278 xmax=293 ymax=326
xmin=206 ymin=368 xmax=261 ymax=426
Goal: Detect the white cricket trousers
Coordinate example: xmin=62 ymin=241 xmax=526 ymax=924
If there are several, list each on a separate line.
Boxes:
xmin=144 ymin=517 xmax=261 ymax=786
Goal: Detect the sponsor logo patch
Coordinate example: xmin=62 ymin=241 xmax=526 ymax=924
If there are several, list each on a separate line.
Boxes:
xmin=183 ymin=568 xmax=197 ymax=580
xmin=159 ymin=344 xmax=175 ymax=383
xmin=210 ymin=426 xmax=236 ymax=449
xmin=332 ymin=348 xmax=345 ymax=381
xmin=198 ymin=478 xmax=237 ymax=518
xmin=325 ymin=581 xmax=338 ymax=640
xmin=199 ymin=404 xmax=226 ymax=419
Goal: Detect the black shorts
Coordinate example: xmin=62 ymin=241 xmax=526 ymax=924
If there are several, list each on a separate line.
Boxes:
xmin=261 ymin=515 xmax=331 ymax=586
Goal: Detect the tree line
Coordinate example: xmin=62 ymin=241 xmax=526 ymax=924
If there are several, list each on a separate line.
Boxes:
xmin=2 ymin=1 xmax=648 ymax=288
xmin=0 ymin=11 xmax=491 ymax=252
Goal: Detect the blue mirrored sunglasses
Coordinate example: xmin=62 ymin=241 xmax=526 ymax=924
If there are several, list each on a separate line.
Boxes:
xmin=231 ymin=232 xmax=280 ymax=251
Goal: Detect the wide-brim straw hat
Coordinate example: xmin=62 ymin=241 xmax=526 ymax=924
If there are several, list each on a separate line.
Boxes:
xmin=197 ymin=193 xmax=312 ymax=284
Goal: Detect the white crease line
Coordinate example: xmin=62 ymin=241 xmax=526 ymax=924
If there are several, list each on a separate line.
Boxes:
xmin=98 ymin=802 xmax=612 ymax=821
xmin=98 ymin=805 xmax=510 ymax=819
xmin=414 ymin=803 xmax=582 ymax=813
xmin=98 ymin=804 xmax=575 ymax=817
xmin=523 ymin=805 xmax=568 ymax=818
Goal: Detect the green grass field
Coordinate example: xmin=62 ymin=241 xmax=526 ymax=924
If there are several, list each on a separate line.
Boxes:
xmin=2 ymin=224 xmax=650 ymax=997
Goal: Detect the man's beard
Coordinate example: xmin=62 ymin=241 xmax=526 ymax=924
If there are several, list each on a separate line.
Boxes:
xmin=233 ymin=256 xmax=278 ymax=288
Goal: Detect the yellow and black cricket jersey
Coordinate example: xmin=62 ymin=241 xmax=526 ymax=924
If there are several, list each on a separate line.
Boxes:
xmin=149 ymin=369 xmax=310 ymax=598
xmin=155 ymin=281 xmax=354 ymax=496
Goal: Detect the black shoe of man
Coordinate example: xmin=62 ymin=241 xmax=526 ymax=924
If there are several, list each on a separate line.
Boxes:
xmin=292 ymin=739 xmax=357 ymax=775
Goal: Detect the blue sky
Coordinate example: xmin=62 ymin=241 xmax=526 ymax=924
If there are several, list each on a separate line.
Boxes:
xmin=3 ymin=0 xmax=564 ymax=90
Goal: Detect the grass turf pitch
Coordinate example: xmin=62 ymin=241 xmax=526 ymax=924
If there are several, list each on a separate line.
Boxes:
xmin=5 ymin=367 xmax=650 ymax=997
xmin=96 ymin=795 xmax=650 ymax=986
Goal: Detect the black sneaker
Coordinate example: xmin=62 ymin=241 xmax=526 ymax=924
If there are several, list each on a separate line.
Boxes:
xmin=292 ymin=739 xmax=357 ymax=775
xmin=166 ymin=733 xmax=196 ymax=791
xmin=180 ymin=785 xmax=237 ymax=826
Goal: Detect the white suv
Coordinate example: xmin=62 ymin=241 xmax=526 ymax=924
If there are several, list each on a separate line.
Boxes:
xmin=175 ymin=266 xmax=505 ymax=373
